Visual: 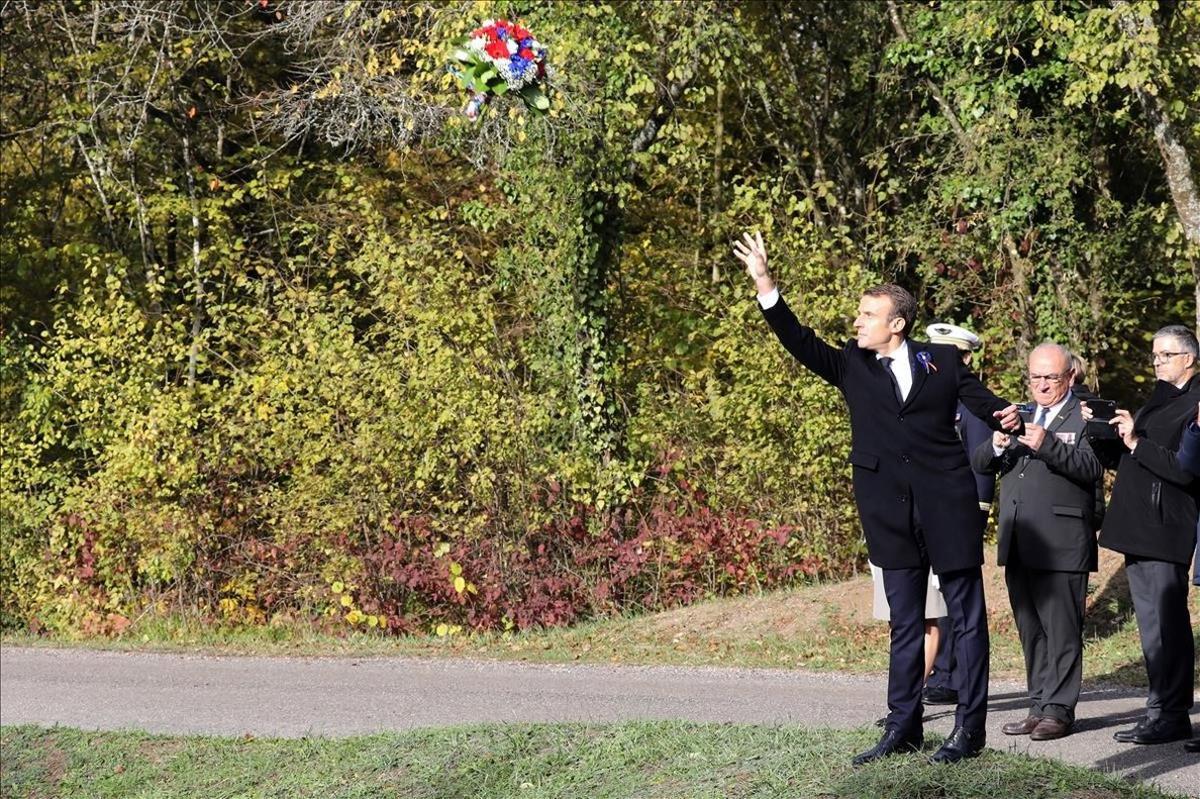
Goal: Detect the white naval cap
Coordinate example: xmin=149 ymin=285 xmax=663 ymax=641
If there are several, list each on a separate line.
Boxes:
xmin=926 ymin=322 xmax=981 ymax=351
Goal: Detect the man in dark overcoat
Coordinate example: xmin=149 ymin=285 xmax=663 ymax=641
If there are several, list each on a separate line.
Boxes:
xmin=733 ymin=233 xmax=1022 ymax=765
xmin=1099 ymin=325 xmax=1199 ymax=746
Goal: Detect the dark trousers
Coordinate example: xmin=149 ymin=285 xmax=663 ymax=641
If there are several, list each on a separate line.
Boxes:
xmin=1125 ymin=556 xmax=1195 ymax=722
xmin=1005 ymin=547 xmax=1087 ymax=723
xmin=882 ymin=564 xmax=989 ymax=734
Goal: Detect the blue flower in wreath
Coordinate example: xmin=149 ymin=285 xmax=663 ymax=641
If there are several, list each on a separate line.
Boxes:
xmin=916 ymin=350 xmax=938 ymax=374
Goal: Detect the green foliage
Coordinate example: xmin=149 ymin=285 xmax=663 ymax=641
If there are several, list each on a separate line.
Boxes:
xmin=1 ymin=0 xmax=1196 ymax=635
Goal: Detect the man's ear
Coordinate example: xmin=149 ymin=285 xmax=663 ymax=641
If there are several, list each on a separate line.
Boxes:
xmin=889 ymin=316 xmax=906 ymax=335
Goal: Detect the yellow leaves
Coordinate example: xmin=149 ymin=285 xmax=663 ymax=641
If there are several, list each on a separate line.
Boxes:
xmin=435 ymin=622 xmax=463 ymax=637
xmin=331 ymin=580 xmax=345 ymax=594
xmin=340 ymin=594 xmax=353 ymax=607
xmin=314 ymin=78 xmax=342 ymax=101
xmin=454 ymin=576 xmax=467 ymax=593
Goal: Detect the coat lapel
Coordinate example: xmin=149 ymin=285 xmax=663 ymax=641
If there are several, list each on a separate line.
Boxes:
xmin=904 ymin=344 xmax=929 ymax=409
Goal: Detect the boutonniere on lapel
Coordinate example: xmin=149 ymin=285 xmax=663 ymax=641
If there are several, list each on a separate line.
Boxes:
xmin=916 ymin=350 xmax=938 ymax=374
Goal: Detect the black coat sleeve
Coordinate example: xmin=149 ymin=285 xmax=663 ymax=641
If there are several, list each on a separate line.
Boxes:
xmin=759 ymin=296 xmax=846 ymax=388
xmin=956 ymin=359 xmax=1022 ymax=435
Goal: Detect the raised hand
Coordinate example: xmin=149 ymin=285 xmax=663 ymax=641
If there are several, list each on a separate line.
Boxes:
xmin=732 ymin=231 xmax=774 ymax=294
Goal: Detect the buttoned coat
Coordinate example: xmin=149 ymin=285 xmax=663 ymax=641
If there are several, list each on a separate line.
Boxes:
xmin=1098 ymin=376 xmax=1200 ymax=565
xmin=761 ymin=297 xmax=1013 ymax=573
xmin=970 ymin=395 xmax=1102 ymax=572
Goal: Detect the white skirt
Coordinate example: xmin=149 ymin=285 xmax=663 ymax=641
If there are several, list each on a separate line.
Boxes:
xmin=869 ymin=561 xmax=948 ymax=621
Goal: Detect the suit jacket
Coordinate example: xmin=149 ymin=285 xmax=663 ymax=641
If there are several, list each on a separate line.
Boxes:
xmin=970 ymin=395 xmax=1102 ymax=572
xmin=761 ymin=297 xmax=1013 ymax=573
xmin=958 ymin=401 xmax=996 ymax=505
xmin=1098 ymin=376 xmax=1200 ymax=564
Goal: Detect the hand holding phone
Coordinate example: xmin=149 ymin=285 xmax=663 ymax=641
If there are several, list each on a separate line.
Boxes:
xmin=1084 ymin=399 xmax=1118 ymax=421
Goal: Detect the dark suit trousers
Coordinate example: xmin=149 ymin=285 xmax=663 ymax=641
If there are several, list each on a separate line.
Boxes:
xmin=1126 ymin=556 xmax=1196 ymax=722
xmin=1005 ymin=546 xmax=1087 ymax=723
xmin=883 ymin=564 xmax=989 ymax=733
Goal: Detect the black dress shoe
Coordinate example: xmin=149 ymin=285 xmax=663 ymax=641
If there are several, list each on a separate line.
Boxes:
xmin=929 ymin=727 xmax=986 ymax=764
xmin=1113 ymin=718 xmax=1149 ymax=742
xmin=922 ymin=684 xmax=959 ymax=705
xmin=1184 ymin=738 xmax=1200 ymax=753
xmin=852 ymin=728 xmax=923 ymax=766
xmin=1129 ymin=718 xmax=1192 ymax=745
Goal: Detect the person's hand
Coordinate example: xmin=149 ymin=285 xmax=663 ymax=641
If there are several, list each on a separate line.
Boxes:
xmin=992 ymin=430 xmax=1012 ymax=450
xmin=1080 ymin=402 xmax=1093 ymax=421
xmin=1018 ymin=423 xmax=1047 ymax=452
xmin=994 ymin=404 xmax=1022 ymax=433
xmin=732 ymin=231 xmax=774 ymax=294
xmin=1110 ymin=408 xmax=1138 ymax=450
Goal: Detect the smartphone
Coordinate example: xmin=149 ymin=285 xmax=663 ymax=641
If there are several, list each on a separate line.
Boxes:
xmin=1086 ymin=399 xmax=1118 ymax=421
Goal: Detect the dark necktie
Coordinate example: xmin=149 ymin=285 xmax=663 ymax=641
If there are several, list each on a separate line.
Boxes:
xmin=879 ymin=356 xmax=904 ymax=403
xmin=1035 ymin=407 xmax=1048 ymax=426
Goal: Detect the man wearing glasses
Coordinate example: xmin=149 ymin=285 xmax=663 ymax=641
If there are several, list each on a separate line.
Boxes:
xmin=1097 ymin=325 xmax=1199 ymax=746
xmin=972 ymin=343 xmax=1102 ymax=741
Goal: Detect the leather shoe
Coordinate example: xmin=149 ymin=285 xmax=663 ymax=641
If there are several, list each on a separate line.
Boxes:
xmin=929 ymin=727 xmax=986 ymax=764
xmin=1001 ymin=716 xmax=1042 ymax=736
xmin=1030 ymin=717 xmax=1071 ymax=741
xmin=922 ymin=684 xmax=958 ymax=705
xmin=852 ymin=728 xmax=923 ymax=766
xmin=1184 ymin=738 xmax=1200 ymax=753
xmin=1129 ymin=718 xmax=1192 ymax=745
xmin=1113 ymin=718 xmax=1149 ymax=742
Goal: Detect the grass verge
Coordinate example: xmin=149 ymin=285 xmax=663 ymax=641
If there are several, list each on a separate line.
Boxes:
xmin=0 ymin=722 xmax=1183 ymax=799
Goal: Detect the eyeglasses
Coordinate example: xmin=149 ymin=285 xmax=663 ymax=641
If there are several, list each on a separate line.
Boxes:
xmin=1027 ymin=373 xmax=1066 ymax=384
xmin=1151 ymin=351 xmax=1186 ymax=364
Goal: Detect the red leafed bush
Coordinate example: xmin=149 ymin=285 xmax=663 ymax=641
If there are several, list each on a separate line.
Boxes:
xmin=354 ymin=479 xmax=829 ymax=634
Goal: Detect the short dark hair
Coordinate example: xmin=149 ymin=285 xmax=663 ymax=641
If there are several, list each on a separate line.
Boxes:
xmin=863 ymin=284 xmax=917 ymax=337
xmin=1153 ymin=325 xmax=1199 ymax=359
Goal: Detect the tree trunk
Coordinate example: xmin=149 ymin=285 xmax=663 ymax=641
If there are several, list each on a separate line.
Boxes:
xmin=885 ymin=0 xmax=975 ymax=159
xmin=1112 ymin=1 xmax=1200 ymax=246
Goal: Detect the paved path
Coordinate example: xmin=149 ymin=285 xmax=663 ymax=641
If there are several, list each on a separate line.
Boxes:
xmin=2 ymin=646 xmax=1196 ymax=796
